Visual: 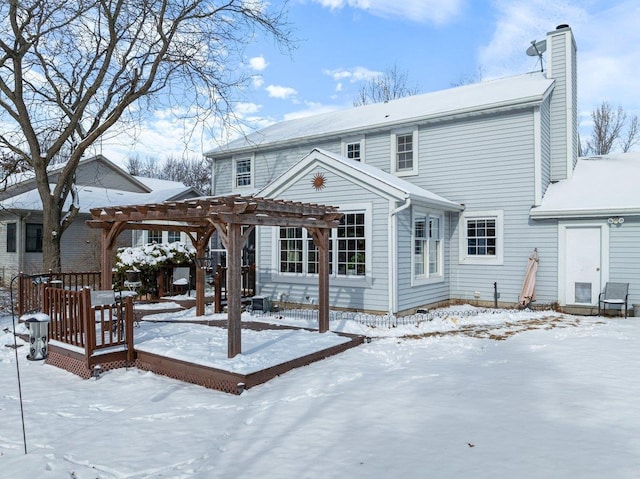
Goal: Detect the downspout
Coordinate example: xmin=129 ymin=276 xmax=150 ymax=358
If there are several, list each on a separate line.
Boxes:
xmin=388 ymin=197 xmax=411 ymax=315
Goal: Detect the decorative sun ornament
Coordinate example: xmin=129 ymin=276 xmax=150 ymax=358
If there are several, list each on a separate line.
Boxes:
xmin=312 ymin=172 xmax=327 ymax=191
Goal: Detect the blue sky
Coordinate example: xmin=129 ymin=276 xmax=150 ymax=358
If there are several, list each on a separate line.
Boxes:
xmin=98 ymin=0 xmax=640 ymax=163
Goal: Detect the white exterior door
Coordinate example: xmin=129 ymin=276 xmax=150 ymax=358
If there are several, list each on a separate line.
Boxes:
xmin=563 ymin=226 xmax=603 ymax=305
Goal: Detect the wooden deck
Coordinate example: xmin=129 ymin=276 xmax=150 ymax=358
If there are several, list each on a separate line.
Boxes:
xmin=47 ymin=320 xmax=366 ymax=395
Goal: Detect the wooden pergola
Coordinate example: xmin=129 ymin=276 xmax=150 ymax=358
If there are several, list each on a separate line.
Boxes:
xmin=87 ymin=195 xmax=343 ymax=358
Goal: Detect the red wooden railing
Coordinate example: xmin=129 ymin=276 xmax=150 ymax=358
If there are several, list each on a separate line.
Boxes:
xmin=42 ymin=286 xmax=134 ymax=366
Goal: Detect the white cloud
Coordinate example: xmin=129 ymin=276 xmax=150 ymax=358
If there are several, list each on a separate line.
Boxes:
xmin=265 ymin=84 xmax=298 ymax=99
xmin=252 ymin=75 xmax=264 ymax=88
xmin=323 ymin=66 xmax=381 ymax=83
xmin=310 ymin=0 xmax=464 ymax=24
xmin=283 ymin=101 xmax=342 ymax=121
xmin=249 ymin=55 xmax=268 ymax=71
xmin=478 ymin=0 xmax=640 ymax=148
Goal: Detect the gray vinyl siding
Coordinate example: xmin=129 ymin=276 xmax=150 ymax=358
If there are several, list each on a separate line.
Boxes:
xmin=549 ymin=32 xmax=570 ymax=182
xmin=256 ymin=165 xmax=391 ymax=312
xmin=0 ymin=218 xmax=19 ymax=284
xmin=540 ymin=96 xmax=552 ymax=196
xmin=396 ymin=209 xmax=452 ymax=312
xmin=607 ymin=217 xmax=640 ymax=306
xmin=212 ymin=157 xmax=232 ymax=195
xmin=409 ymin=109 xmax=559 ymax=305
xmin=361 ymin=131 xmax=391 ymax=172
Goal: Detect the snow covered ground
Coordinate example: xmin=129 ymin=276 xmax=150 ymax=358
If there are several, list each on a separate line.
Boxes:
xmin=1 ymin=301 xmax=640 ymax=478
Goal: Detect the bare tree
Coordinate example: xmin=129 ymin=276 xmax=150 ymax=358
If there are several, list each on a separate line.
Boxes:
xmin=0 ymin=0 xmax=291 ymax=271
xmin=582 ymin=101 xmax=639 ymax=155
xmin=353 ymin=64 xmax=420 ymax=106
xmin=450 ymin=66 xmax=484 ymax=87
xmin=127 ymin=154 xmax=210 ymax=193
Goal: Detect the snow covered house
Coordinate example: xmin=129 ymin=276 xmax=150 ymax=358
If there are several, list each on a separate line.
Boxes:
xmin=206 ymin=25 xmax=639 ymax=315
xmin=0 ymin=155 xmax=201 ymax=283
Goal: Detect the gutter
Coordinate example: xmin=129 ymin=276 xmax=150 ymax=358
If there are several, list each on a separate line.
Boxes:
xmin=530 ymin=206 xmax=640 ymax=219
xmin=388 ymin=197 xmax=411 ymax=315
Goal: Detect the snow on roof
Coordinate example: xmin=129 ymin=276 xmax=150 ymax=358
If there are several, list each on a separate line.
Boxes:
xmin=0 ymin=183 xmax=194 ymax=214
xmin=532 ymin=152 xmax=640 ymax=218
xmin=134 ymin=176 xmax=187 ymax=190
xmin=209 ymin=72 xmax=553 ymax=155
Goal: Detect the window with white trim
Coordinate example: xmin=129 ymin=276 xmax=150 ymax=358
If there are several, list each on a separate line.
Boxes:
xmin=234 ymin=155 xmax=252 ymax=188
xmin=459 ymin=210 xmax=504 ymax=265
xmin=414 ymin=215 xmax=442 ymax=278
xmin=391 ymin=129 xmax=418 ymax=176
xmin=277 ymin=212 xmax=367 ymax=277
xmin=396 ymin=133 xmax=413 ymax=171
xmin=147 ymin=230 xmax=162 ymax=244
xmin=346 ymin=142 xmax=361 ymax=161
xmin=342 ymin=137 xmax=364 ymax=162
xmin=167 ymin=231 xmax=181 ymax=243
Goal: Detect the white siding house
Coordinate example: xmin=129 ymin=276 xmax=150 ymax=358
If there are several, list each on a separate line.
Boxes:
xmin=206 ymin=25 xmax=639 ymax=315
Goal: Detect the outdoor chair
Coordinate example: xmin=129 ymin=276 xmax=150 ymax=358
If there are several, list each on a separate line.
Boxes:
xmin=598 ymin=282 xmax=629 ymax=318
xmin=171 ymin=266 xmax=191 ymax=296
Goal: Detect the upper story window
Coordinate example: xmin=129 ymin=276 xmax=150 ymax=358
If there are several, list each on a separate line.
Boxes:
xmin=346 ymin=142 xmax=361 ymax=161
xmin=391 ymin=129 xmax=418 ymax=176
xmin=234 ymin=155 xmax=253 ymax=188
xmin=6 ymin=222 xmax=16 ymax=253
xmin=459 ymin=210 xmax=504 ymax=265
xmin=342 ymin=137 xmax=364 ymax=162
xmin=25 ymin=223 xmax=43 ymax=253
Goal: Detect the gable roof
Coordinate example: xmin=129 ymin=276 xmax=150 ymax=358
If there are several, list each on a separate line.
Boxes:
xmin=208 ymin=72 xmax=554 ymax=156
xmin=531 ymin=152 xmax=640 ymax=218
xmin=258 ymin=148 xmax=463 ymax=211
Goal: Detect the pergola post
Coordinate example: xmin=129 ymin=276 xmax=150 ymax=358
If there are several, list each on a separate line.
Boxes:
xmin=227 ymin=223 xmax=242 ymax=358
xmin=195 ymin=241 xmax=207 ymax=317
xmin=309 ymin=228 xmax=331 ymax=333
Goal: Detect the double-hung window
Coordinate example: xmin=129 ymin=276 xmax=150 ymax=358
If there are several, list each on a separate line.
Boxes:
xmin=392 ymin=129 xmax=418 ymax=176
xmin=414 ymin=215 xmax=442 ymax=279
xmin=459 ymin=210 xmax=504 ymax=265
xmin=234 ymin=155 xmax=253 ymax=188
xmin=277 ymin=211 xmax=367 ymax=277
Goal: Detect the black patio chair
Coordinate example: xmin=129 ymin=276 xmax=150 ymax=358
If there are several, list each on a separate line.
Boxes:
xmin=598 ymin=282 xmax=629 ymax=318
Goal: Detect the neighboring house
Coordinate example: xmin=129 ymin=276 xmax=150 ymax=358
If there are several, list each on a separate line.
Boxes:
xmin=0 ymin=155 xmax=201 ymax=283
xmin=206 ymin=25 xmax=638 ymax=315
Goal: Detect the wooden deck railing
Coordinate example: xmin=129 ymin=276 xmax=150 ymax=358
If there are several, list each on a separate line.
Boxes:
xmin=18 ymin=271 xmax=102 ymax=316
xmin=42 ymin=286 xmax=134 ymax=365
